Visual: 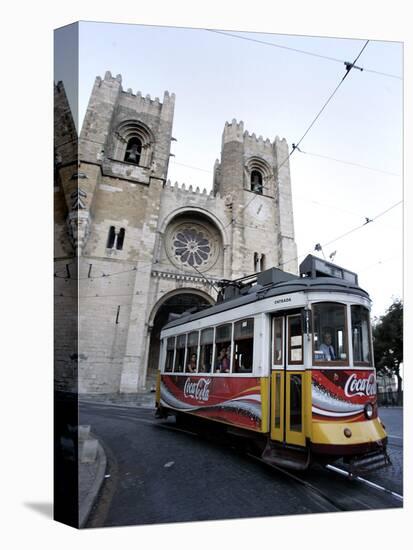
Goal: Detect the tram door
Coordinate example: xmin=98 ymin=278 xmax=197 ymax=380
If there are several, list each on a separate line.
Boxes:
xmin=270 ymin=312 xmax=306 ymax=447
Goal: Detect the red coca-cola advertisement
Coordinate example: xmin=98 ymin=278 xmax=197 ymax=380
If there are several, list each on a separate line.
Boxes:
xmin=312 ymin=369 xmax=377 ymax=422
xmin=160 ymin=375 xmax=263 ymax=431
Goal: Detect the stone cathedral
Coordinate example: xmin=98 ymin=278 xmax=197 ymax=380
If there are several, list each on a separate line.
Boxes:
xmin=54 ymin=71 xmax=298 ymax=396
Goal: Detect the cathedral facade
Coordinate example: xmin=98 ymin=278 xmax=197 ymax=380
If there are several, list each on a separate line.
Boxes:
xmin=54 ymin=71 xmax=298 ymax=395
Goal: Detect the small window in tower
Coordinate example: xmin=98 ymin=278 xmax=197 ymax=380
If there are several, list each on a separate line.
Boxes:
xmin=254 ymin=252 xmax=265 ymax=272
xmin=254 ymin=252 xmax=259 ymax=272
xmin=251 ymin=170 xmax=263 ymax=194
xmin=116 ymin=228 xmax=125 ymax=250
xmin=124 ymin=137 xmax=142 ymax=164
xmin=107 ymin=226 xmax=116 ymax=249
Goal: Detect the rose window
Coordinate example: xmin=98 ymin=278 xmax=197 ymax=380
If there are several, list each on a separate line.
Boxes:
xmin=173 ymin=228 xmax=211 ymax=267
xmin=165 ymin=219 xmax=221 ymax=272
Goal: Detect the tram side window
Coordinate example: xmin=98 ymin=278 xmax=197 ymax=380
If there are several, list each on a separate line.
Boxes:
xmin=214 ymin=323 xmax=232 ymax=373
xmin=351 ymin=305 xmax=372 ymax=364
xmin=313 ymin=303 xmax=348 ymax=363
xmin=288 ymin=315 xmax=303 ymax=364
xmin=174 ymin=334 xmax=187 ymax=372
xmin=273 ymin=317 xmax=283 ymax=365
xmin=199 ymin=328 xmax=214 ymax=373
xmin=165 ymin=337 xmax=175 ymax=372
xmin=185 ymin=331 xmax=199 ymax=373
xmin=233 ymin=318 xmax=254 ymax=373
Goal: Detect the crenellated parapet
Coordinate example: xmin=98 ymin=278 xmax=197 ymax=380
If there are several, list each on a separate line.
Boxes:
xmin=119 ymin=88 xmax=175 ymax=119
xmin=222 ymin=118 xmax=284 ymax=153
xmin=222 ymin=118 xmax=245 ymax=145
xmin=243 ymin=129 xmax=274 ymax=153
xmin=163 ymin=179 xmax=223 ymax=200
xmin=79 ymin=71 xmax=175 ymax=186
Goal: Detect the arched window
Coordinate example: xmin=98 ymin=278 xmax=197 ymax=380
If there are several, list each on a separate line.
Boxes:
xmin=106 ymin=226 xmax=126 ymax=250
xmin=107 ymin=226 xmax=116 ymax=249
xmin=254 ymin=252 xmax=265 ymax=272
xmin=251 ymin=170 xmax=263 ymax=194
xmin=124 ymin=137 xmax=142 ymax=164
xmin=116 ymin=228 xmax=125 ymax=250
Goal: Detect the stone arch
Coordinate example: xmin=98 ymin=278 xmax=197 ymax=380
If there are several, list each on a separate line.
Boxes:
xmin=245 ymin=156 xmax=273 ymax=195
xmin=145 ymin=288 xmax=215 ymax=381
xmin=111 ymin=119 xmax=155 ymax=167
xmin=159 ymin=206 xmax=230 ymax=249
xmin=147 ymin=287 xmax=215 ymax=327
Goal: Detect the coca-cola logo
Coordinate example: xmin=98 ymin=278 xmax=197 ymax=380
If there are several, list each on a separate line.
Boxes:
xmin=344 ymin=373 xmax=376 ymax=397
xmin=183 ymin=378 xmax=211 ymax=402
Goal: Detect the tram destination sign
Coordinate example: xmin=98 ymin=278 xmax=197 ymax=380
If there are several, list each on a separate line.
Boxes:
xmin=274 ymin=297 xmax=292 ymax=305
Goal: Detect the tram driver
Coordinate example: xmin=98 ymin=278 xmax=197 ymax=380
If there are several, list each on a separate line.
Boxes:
xmin=319 ymin=331 xmax=336 ymax=361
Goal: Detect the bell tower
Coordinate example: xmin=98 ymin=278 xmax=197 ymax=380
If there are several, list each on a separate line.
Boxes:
xmin=213 ymin=119 xmax=298 ymax=277
xmin=75 ymin=71 xmax=177 ymax=394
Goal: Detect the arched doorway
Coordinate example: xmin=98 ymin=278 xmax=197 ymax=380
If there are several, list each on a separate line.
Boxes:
xmin=146 ymin=291 xmax=214 ymax=381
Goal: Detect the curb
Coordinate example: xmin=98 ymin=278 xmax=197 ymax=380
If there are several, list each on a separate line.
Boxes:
xmin=79 ymin=441 xmax=107 ymax=528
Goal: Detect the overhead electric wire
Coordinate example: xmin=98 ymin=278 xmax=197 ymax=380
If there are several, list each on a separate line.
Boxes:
xmin=223 ymin=40 xmax=370 ymax=229
xmin=277 ymin=200 xmax=402 ymax=269
xmin=293 ymin=39 xmax=370 ymax=151
xmin=170 ymin=160 xmax=213 ymax=174
xmin=56 ymin=39 xmax=398 ymax=292
xmin=206 ymin=29 xmax=402 ymax=80
xmin=294 ymin=148 xmax=401 ymax=177
xmin=170 ymin=149 xmax=400 ymax=180
xmin=55 ymin=199 xmax=402 ymax=297
xmin=54 ymin=258 xmax=221 ymax=281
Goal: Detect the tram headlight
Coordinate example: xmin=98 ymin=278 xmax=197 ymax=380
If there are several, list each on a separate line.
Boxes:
xmin=364 ymin=403 xmax=374 ymax=419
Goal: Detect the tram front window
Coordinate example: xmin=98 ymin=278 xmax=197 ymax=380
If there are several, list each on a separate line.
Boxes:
xmin=233 ymin=318 xmax=254 ymax=373
xmin=351 ymin=305 xmax=372 ymax=364
xmin=313 ymin=303 xmax=348 ymax=364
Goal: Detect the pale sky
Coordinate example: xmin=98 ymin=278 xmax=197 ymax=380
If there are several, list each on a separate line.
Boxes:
xmin=57 ymin=21 xmax=403 ymax=319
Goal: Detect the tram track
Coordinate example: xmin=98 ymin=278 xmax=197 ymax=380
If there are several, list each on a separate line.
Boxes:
xmin=386 ymin=435 xmax=403 ymax=449
xmin=154 ymin=419 xmax=403 ymax=511
xmin=149 ymin=418 xmax=402 ymax=512
xmin=246 ymin=454 xmax=349 ymax=512
xmin=325 ymin=464 xmax=403 ymax=502
xmin=80 ymin=403 xmax=402 ymax=513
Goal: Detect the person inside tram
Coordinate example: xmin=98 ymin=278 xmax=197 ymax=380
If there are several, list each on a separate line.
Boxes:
xmin=216 ymin=347 xmax=230 ymax=373
xmin=187 ymin=353 xmax=197 ymax=373
xmin=319 ymin=331 xmax=336 ymax=361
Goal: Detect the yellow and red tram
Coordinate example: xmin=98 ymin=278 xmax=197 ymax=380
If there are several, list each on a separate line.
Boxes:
xmin=155 ymin=255 xmax=389 ymax=472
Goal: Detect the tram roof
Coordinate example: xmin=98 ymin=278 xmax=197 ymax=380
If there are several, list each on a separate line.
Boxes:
xmin=163 ymin=271 xmax=370 ymax=331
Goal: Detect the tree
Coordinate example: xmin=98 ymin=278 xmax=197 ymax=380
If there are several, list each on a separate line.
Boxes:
xmin=373 ymin=299 xmax=403 ymax=405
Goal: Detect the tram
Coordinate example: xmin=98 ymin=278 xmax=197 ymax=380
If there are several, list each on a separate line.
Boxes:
xmin=155 ymin=255 xmax=390 ymax=474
